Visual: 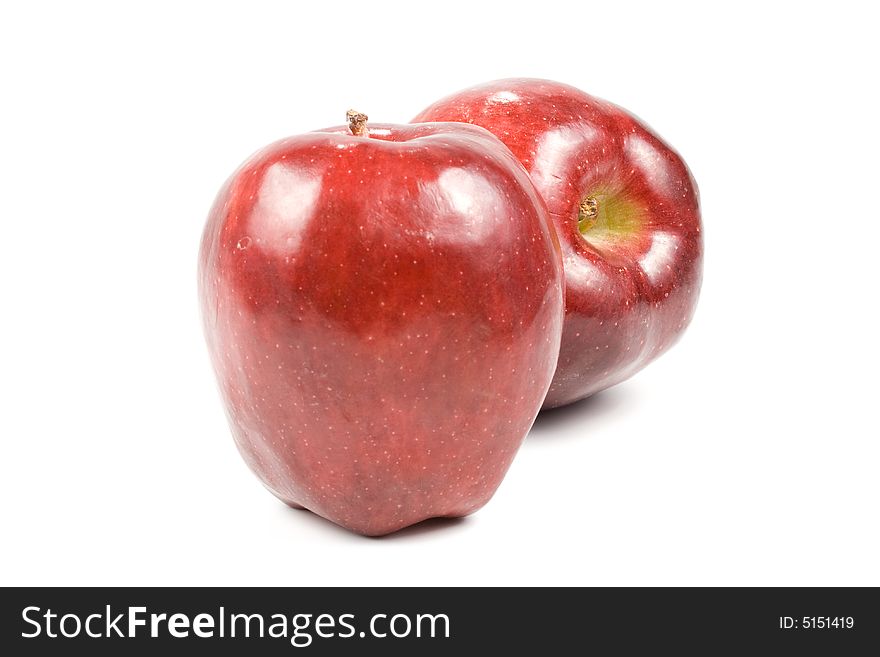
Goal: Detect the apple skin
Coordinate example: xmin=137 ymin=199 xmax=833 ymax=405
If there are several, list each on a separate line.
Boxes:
xmin=413 ymin=79 xmax=703 ymax=408
xmin=199 ymin=120 xmax=564 ymax=536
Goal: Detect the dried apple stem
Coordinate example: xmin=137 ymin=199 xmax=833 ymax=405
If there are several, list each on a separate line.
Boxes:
xmin=347 ymin=109 xmax=369 ymax=137
xmin=578 ymin=196 xmax=599 ymax=232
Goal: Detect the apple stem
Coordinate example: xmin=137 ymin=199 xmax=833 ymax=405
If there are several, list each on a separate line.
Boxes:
xmin=347 ymin=109 xmax=369 ymax=137
xmin=578 ymin=196 xmax=599 ymax=232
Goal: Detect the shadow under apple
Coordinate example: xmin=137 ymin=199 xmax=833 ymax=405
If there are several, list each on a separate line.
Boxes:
xmin=529 ymin=386 xmax=634 ymax=438
xmin=280 ymin=503 xmax=471 ymax=541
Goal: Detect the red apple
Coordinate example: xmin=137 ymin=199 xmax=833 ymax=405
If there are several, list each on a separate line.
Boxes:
xmin=414 ymin=79 xmax=703 ymax=408
xmin=199 ymin=112 xmax=564 ymax=536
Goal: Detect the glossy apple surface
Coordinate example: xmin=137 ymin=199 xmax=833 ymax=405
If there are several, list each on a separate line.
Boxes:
xmin=414 ymin=79 xmax=703 ymax=408
xmin=199 ymin=118 xmax=564 ymax=535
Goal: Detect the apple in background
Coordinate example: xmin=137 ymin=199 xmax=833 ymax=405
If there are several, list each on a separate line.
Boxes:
xmin=414 ymin=79 xmax=703 ymax=408
xmin=199 ymin=111 xmax=564 ymax=536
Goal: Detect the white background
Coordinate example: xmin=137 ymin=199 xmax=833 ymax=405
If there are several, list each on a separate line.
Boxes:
xmin=2 ymin=1 xmax=878 ymax=586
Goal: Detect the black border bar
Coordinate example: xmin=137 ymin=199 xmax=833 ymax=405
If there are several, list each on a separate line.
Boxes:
xmin=2 ymin=587 xmax=877 ymax=654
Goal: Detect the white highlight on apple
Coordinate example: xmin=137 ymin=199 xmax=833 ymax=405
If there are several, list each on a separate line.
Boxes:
xmin=529 ymin=124 xmax=599 ymax=201
xmin=252 ymin=162 xmax=321 ymax=255
xmin=432 ymin=167 xmax=500 ymax=244
xmin=638 ymin=231 xmax=681 ymax=284
xmin=625 ymin=134 xmax=675 ymax=197
xmin=487 ymin=90 xmax=520 ymax=104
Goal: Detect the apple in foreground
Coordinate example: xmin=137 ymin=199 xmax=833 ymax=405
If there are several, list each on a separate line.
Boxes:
xmin=199 ymin=112 xmax=564 ymax=536
xmin=414 ymin=79 xmax=703 ymax=408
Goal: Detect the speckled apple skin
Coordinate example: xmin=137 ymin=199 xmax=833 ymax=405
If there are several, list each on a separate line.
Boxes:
xmin=199 ymin=122 xmax=564 ymax=536
xmin=413 ymin=79 xmax=703 ymax=409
